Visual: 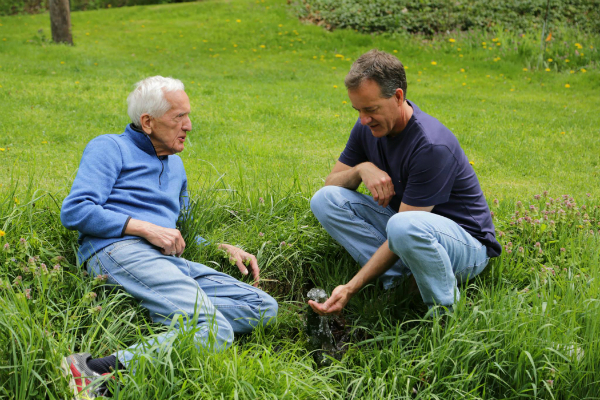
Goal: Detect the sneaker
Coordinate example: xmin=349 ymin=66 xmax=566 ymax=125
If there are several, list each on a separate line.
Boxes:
xmin=61 ymin=353 xmax=112 ymax=399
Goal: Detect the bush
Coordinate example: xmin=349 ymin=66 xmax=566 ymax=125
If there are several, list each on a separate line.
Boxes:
xmin=292 ymin=0 xmax=600 ymax=36
xmin=0 ymin=0 xmax=197 ymax=16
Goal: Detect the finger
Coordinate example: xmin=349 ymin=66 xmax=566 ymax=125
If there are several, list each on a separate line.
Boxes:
xmin=248 ymin=255 xmax=260 ymax=285
xmin=376 ymin=185 xmax=386 ymax=206
xmin=308 ymin=300 xmax=326 ymax=315
xmin=235 ymin=258 xmax=249 ymax=276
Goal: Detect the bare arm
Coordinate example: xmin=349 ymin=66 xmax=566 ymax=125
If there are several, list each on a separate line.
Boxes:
xmin=324 ymin=160 xmax=397 ymax=208
xmin=309 ymin=202 xmax=433 ymax=316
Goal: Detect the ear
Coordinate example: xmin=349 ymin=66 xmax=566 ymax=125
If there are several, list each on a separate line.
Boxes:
xmin=395 ymin=88 xmax=404 ymax=104
xmin=140 ymin=113 xmax=153 ymax=135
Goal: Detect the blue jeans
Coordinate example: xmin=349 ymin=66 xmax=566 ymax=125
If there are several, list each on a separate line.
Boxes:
xmin=310 ymin=186 xmax=489 ymax=308
xmin=86 ymin=239 xmax=278 ymax=366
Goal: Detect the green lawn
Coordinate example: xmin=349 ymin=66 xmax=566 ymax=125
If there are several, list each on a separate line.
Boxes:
xmin=1 ymin=0 xmax=599 ymax=398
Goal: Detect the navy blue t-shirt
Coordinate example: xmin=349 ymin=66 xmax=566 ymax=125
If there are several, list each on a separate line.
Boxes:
xmin=339 ymin=100 xmax=501 ymax=257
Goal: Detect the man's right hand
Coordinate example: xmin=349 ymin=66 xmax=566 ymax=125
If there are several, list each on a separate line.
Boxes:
xmin=125 ymin=219 xmax=186 ymax=257
xmin=358 ymin=162 xmax=396 ymax=208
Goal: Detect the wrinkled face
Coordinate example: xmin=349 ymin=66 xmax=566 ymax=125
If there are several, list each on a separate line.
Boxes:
xmin=147 ymin=90 xmax=192 ymax=156
xmin=348 ymin=79 xmax=403 ymax=138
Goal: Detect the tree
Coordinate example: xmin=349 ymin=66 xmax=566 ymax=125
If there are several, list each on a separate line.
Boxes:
xmin=49 ymin=0 xmax=72 ymax=45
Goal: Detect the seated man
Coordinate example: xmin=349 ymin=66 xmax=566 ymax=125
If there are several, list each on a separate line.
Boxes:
xmin=309 ymin=50 xmax=501 ymax=317
xmin=60 ymin=76 xmax=277 ymax=398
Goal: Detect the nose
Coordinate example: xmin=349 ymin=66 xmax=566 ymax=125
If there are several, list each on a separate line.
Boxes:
xmin=359 ymin=113 xmax=372 ymax=126
xmin=183 ymin=116 xmax=192 ymax=132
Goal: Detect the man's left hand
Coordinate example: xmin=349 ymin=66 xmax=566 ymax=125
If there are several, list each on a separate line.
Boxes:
xmin=308 ymin=284 xmax=354 ymax=316
xmin=218 ymin=244 xmax=260 ymax=287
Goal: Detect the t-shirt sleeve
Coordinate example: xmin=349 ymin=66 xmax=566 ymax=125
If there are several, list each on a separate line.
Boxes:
xmin=338 ymin=119 xmax=368 ymax=167
xmin=402 ymin=144 xmax=458 ymax=207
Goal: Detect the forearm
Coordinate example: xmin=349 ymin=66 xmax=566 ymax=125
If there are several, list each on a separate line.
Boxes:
xmin=345 ymin=240 xmax=399 ymax=295
xmin=123 ymin=218 xmax=151 ymax=239
xmin=324 ymin=162 xmax=369 ymax=189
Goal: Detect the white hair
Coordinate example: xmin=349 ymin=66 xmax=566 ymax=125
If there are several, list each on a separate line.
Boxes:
xmin=127 ymin=76 xmax=185 ymax=127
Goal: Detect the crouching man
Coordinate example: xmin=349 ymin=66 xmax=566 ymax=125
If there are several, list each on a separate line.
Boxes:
xmin=60 ymin=76 xmax=277 ymax=398
xmin=309 ymin=50 xmax=501 ymax=317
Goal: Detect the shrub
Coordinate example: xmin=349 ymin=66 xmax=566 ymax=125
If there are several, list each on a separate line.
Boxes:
xmin=0 ymin=0 xmax=197 ymax=16
xmin=292 ymin=0 xmax=600 ymax=36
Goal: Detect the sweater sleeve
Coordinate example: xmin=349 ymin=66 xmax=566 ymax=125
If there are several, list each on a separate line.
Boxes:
xmin=61 ymin=136 xmax=131 ymax=238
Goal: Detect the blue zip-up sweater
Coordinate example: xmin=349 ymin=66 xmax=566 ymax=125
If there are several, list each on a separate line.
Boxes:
xmin=61 ymin=124 xmax=203 ymax=265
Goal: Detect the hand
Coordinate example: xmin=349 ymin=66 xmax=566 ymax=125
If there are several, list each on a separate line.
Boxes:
xmin=308 ymin=285 xmax=353 ymax=316
xmin=358 ymin=163 xmax=395 ymax=208
xmin=126 ymin=219 xmax=186 ymax=256
xmin=218 ymin=244 xmax=260 ymax=287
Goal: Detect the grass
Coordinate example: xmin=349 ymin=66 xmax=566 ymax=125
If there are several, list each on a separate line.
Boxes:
xmin=0 ymin=0 xmax=599 ymax=398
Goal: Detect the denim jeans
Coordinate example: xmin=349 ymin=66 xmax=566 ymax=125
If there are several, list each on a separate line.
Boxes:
xmin=86 ymin=239 xmax=278 ymax=367
xmin=310 ymin=186 xmax=489 ymax=308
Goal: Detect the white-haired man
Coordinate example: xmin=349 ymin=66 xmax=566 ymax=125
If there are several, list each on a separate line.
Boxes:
xmin=60 ymin=76 xmax=278 ymax=398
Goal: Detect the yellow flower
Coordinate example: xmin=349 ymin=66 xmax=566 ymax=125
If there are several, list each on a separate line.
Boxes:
xmin=459 ymin=54 xmax=463 ymax=57
xmin=545 ymin=68 xmax=550 ymax=72
xmin=333 ymin=85 xmax=337 ymax=88
xmin=510 ymin=88 xmax=515 ymax=91
xmin=236 ymin=19 xmax=241 ymax=23
xmin=574 ymin=43 xmax=582 ymax=49
xmin=460 ymin=68 xmax=465 ymax=72
xmin=60 ymin=61 xmax=65 ymax=64
xmin=580 ymin=52 xmax=584 ymax=57
xmin=86 ymin=32 xmax=90 ymax=36
xmin=469 ymin=161 xmax=474 ymax=165
xmin=393 ymin=50 xmax=398 ymax=53
xmin=496 ymin=42 xmax=501 ymax=46
xmin=547 ymin=58 xmax=553 ymax=62
xmin=565 ymin=84 xmax=570 ymax=88
xmin=342 ymin=101 xmax=347 ymax=104
xmin=14 ymin=198 xmax=19 ymax=204
xmin=492 ymin=38 xmax=498 ymax=42
xmin=0 ymin=148 xmax=5 ymax=151
xmin=259 ymin=45 xmax=265 ymax=48
xmin=522 ymin=68 xmax=528 ymax=71
xmin=0 ymin=230 xmax=4 ymax=237
xmin=404 ymin=66 xmax=409 ymax=70
xmin=581 ymin=68 xmax=587 ymax=73
xmin=565 ymin=59 xmax=570 ymax=63
xmin=570 ymin=70 xmax=575 ymax=74
xmin=335 ymin=114 xmax=339 ymax=117
xmin=448 ymin=38 xmax=455 ymax=43
xmin=431 ymin=61 xmax=437 ymax=65
xmin=75 ymin=81 xmax=79 ymax=84
xmin=335 ymin=54 xmax=344 ymax=58
xmin=486 ymin=75 xmax=490 ymax=78
xmin=462 ymin=82 xmax=466 ymax=86
xmin=560 ymin=131 xmax=565 ymax=135
xmin=278 ymin=24 xmax=283 ymax=27
xmin=481 ymin=42 xmax=486 ymax=46
xmin=41 ymin=140 xmax=48 ymax=144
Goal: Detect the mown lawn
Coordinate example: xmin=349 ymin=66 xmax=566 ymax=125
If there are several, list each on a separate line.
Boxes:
xmin=0 ymin=0 xmax=599 ymax=398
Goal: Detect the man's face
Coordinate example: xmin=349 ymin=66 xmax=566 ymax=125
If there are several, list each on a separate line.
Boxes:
xmin=348 ymin=79 xmax=403 ymax=138
xmin=148 ymin=90 xmax=192 ymax=156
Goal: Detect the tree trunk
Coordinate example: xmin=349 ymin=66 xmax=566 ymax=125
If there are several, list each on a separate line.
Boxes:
xmin=49 ymin=0 xmax=73 ymax=45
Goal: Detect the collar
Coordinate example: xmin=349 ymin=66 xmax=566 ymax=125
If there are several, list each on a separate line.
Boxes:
xmin=123 ymin=124 xmax=164 ymax=158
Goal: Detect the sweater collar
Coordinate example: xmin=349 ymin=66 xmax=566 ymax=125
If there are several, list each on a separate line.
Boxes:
xmin=124 ymin=124 xmax=164 ymax=158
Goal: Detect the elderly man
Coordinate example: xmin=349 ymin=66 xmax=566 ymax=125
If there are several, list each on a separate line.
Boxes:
xmin=309 ymin=50 xmax=501 ymax=317
xmin=60 ymin=76 xmax=277 ymax=398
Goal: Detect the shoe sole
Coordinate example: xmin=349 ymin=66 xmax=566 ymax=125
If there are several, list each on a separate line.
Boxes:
xmin=60 ymin=357 xmax=94 ymax=400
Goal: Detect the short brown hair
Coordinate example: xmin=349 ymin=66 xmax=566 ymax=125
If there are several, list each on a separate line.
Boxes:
xmin=344 ymin=49 xmax=407 ymax=100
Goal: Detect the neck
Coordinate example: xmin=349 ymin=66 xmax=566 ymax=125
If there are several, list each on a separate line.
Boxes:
xmin=388 ymin=101 xmax=413 ymax=138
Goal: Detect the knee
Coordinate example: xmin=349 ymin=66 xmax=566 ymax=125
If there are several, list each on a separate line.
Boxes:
xmin=386 ymin=212 xmax=431 ymax=254
xmin=259 ymin=294 xmax=278 ymax=326
xmin=310 ymin=186 xmax=344 ymax=222
xmin=212 ymin=319 xmax=235 ymax=349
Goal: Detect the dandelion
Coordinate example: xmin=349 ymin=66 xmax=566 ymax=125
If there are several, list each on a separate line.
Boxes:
xmin=236 ymin=19 xmax=241 ymax=23
xmin=481 ymin=42 xmax=486 ymax=46
xmin=333 ymin=85 xmax=337 ymax=88
xmin=342 ymin=101 xmax=347 ymax=104
xmin=522 ymin=68 xmax=528 ymax=72
xmin=335 ymin=54 xmax=344 ymax=58
xmin=0 ymin=148 xmax=5 ymax=151
xmin=560 ymin=131 xmax=565 ymax=134
xmin=565 ymin=84 xmax=570 ymax=88
xmin=0 ymin=230 xmax=4 ymax=237
xmin=431 ymin=61 xmax=437 ymax=65
xmin=469 ymin=161 xmax=474 ymax=165
xmin=565 ymin=59 xmax=570 ymax=63
xmin=581 ymin=68 xmax=587 ymax=73
xmin=460 ymin=68 xmax=465 ymax=72
xmin=259 ymin=45 xmax=265 ymax=48
xmin=393 ymin=50 xmax=398 ymax=53
xmin=547 ymin=58 xmax=553 ymax=62
xmin=545 ymin=68 xmax=551 ymax=72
